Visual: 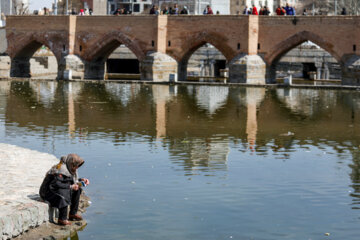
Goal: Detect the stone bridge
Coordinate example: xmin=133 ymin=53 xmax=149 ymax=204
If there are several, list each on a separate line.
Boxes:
xmin=2 ymin=15 xmax=360 ymax=85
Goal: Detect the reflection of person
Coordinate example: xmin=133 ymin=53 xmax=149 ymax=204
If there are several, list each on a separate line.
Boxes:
xmin=39 ymin=154 xmax=90 ymax=225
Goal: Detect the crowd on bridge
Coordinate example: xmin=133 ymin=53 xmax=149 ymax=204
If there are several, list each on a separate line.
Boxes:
xmin=24 ymin=3 xmax=350 ymax=17
xmin=242 ymin=3 xmax=296 ymax=16
xmin=147 ymin=4 xmax=216 ymax=15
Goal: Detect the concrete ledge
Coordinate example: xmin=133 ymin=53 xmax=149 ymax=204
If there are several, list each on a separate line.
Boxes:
xmin=0 ymin=143 xmax=58 ymax=240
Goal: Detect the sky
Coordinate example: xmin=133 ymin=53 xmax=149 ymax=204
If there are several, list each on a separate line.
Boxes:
xmin=29 ymin=0 xmax=54 ymax=11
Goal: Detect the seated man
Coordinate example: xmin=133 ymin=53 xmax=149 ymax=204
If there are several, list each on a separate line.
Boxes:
xmin=39 ymin=154 xmax=90 ymax=225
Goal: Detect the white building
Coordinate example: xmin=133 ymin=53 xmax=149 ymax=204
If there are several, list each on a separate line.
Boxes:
xmin=158 ymin=0 xmax=230 ymax=15
xmin=1 ymin=0 xmax=29 ymax=15
xmin=108 ymin=0 xmax=153 ymax=14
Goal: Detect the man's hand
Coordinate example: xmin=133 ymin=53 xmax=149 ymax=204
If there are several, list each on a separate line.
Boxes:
xmin=71 ymin=184 xmax=79 ymax=191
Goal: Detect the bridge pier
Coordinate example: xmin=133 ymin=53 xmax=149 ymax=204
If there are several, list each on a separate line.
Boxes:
xmin=265 ymin=63 xmax=277 ymax=84
xmin=59 ymin=55 xmax=85 ymax=80
xmin=141 ymin=52 xmax=178 ymax=82
xmin=341 ymin=54 xmax=360 ymax=85
xmin=0 ymin=56 xmax=10 ymax=78
xmin=228 ymin=54 xmax=266 ymax=84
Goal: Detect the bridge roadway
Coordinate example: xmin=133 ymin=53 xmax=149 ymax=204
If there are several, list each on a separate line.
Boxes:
xmin=1 ymin=15 xmax=360 ymax=85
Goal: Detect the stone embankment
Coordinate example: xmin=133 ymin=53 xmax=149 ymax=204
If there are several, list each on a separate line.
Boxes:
xmin=0 ymin=144 xmax=89 ymax=240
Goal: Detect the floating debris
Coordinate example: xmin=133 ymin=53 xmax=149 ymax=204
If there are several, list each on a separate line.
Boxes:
xmin=280 ymin=131 xmax=294 ymax=136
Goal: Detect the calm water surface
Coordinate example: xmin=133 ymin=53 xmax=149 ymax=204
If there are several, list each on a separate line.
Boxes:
xmin=1 ymin=80 xmax=360 ymax=240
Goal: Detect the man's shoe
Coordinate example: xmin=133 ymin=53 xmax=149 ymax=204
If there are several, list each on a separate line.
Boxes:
xmin=58 ymin=219 xmax=71 ymax=225
xmin=69 ymin=214 xmax=83 ymax=221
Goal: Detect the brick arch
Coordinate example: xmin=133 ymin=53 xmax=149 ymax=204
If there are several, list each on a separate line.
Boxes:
xmin=6 ymin=32 xmax=64 ymax=63
xmin=174 ymin=31 xmax=235 ymax=81
xmin=80 ymin=31 xmax=146 ymax=62
xmin=171 ymin=31 xmax=235 ymax=63
xmin=265 ymin=31 xmax=342 ymax=65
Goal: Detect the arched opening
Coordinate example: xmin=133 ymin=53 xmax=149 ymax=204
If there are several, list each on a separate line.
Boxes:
xmin=84 ymin=40 xmax=140 ymax=80
xmin=269 ymin=39 xmax=341 ymax=84
xmin=11 ymin=42 xmax=58 ymax=79
xmin=180 ymin=43 xmax=228 ymax=82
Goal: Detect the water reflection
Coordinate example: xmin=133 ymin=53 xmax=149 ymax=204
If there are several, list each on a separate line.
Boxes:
xmin=245 ymin=88 xmax=265 ymax=151
xmin=3 ymin=81 xmax=360 ymax=163
xmin=2 ymin=80 xmax=360 ymax=239
xmin=153 ymin=85 xmax=172 ymax=139
xmin=193 ymin=86 xmax=229 ymax=115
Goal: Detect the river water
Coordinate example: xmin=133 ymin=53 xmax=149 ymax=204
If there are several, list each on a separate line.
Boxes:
xmin=0 ymin=80 xmax=360 ymax=240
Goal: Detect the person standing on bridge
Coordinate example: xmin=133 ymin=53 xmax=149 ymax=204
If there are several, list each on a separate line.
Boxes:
xmin=252 ymin=5 xmax=258 ymax=15
xmin=162 ymin=7 xmax=169 ymax=15
xmin=204 ymin=5 xmax=213 ymax=15
xmin=150 ymin=5 xmax=156 ymax=14
xmin=341 ymin=8 xmax=347 ymax=15
xmin=243 ymin=5 xmax=250 ymax=15
xmin=264 ymin=6 xmax=271 ymax=15
xmin=173 ymin=4 xmax=179 ymax=15
xmin=180 ymin=6 xmax=189 ymax=15
xmin=259 ymin=6 xmax=264 ymax=15
xmin=285 ymin=3 xmax=295 ymax=15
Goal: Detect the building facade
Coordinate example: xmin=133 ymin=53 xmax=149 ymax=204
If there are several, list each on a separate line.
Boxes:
xmin=57 ymin=0 xmax=107 ymax=15
xmin=108 ymin=0 xmax=153 ymax=14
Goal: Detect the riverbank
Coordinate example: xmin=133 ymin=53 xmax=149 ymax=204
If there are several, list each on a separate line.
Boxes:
xmin=0 ymin=144 xmax=89 ymax=240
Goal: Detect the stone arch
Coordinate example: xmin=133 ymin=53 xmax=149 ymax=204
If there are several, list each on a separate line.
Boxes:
xmin=174 ymin=31 xmax=235 ymax=81
xmin=80 ymin=31 xmax=146 ymax=80
xmin=174 ymin=31 xmax=235 ymax=63
xmin=81 ymin=31 xmax=146 ymax=63
xmin=7 ymin=32 xmax=64 ymax=63
xmin=265 ymin=31 xmax=342 ymax=65
xmin=264 ymin=31 xmax=342 ymax=83
xmin=8 ymin=34 xmax=62 ymax=78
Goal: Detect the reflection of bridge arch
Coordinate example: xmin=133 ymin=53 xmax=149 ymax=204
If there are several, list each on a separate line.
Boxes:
xmin=275 ymin=88 xmax=338 ymax=117
xmin=175 ymin=31 xmax=234 ymax=81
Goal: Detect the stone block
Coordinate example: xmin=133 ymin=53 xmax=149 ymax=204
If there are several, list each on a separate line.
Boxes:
xmin=0 ymin=56 xmax=10 ymax=78
xmin=141 ymin=52 xmax=178 ymax=82
xmin=229 ymin=54 xmax=266 ymax=84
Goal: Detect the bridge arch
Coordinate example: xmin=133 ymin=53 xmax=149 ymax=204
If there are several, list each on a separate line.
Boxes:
xmin=80 ymin=31 xmax=146 ymax=80
xmin=175 ymin=31 xmax=235 ymax=81
xmin=9 ymin=37 xmax=60 ymax=78
xmin=81 ymin=31 xmax=146 ymax=63
xmin=265 ymin=31 xmax=342 ymax=65
xmin=265 ymin=31 xmax=342 ymax=82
